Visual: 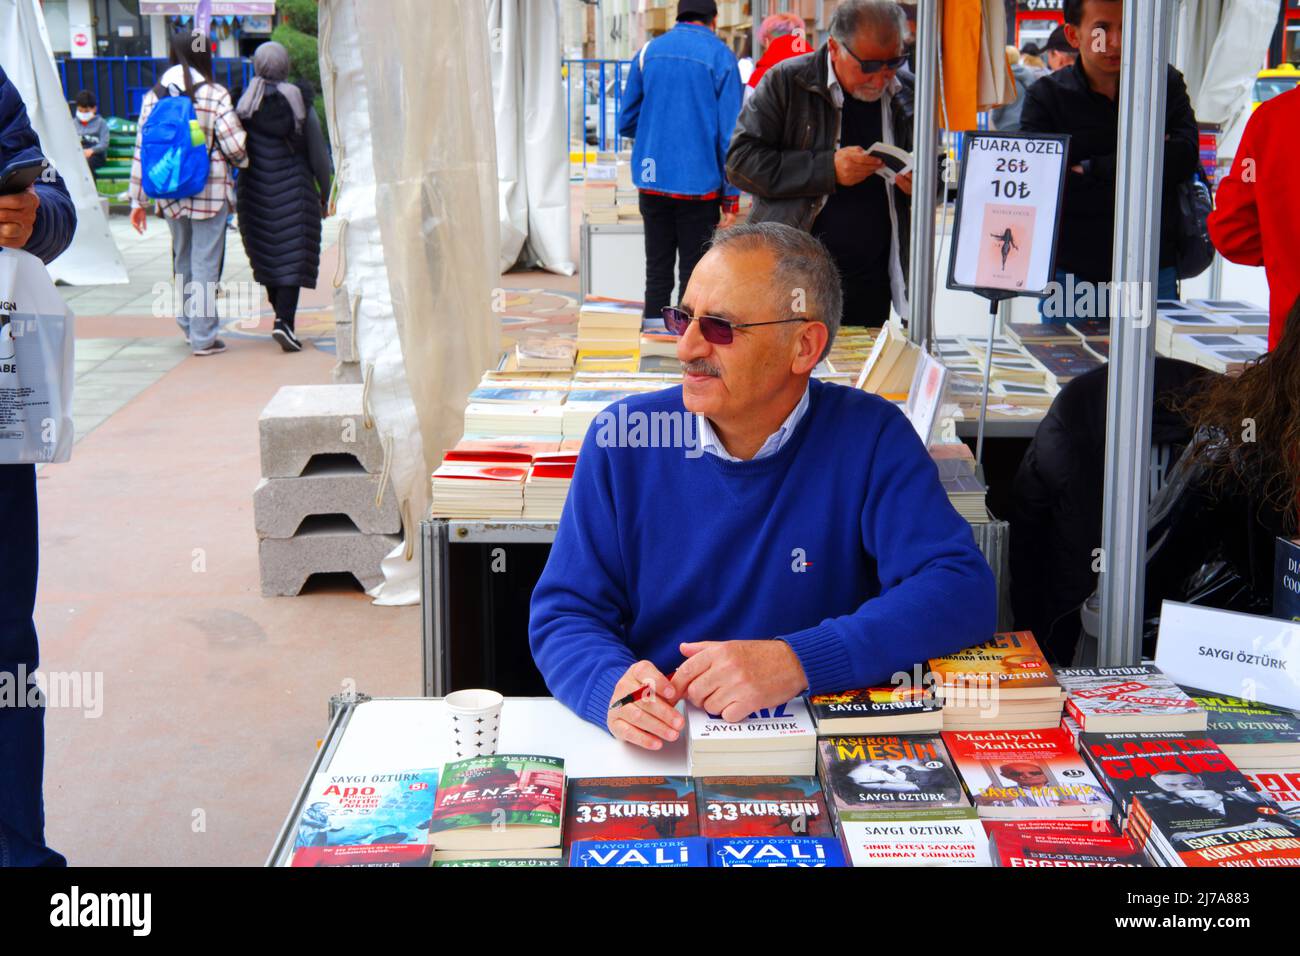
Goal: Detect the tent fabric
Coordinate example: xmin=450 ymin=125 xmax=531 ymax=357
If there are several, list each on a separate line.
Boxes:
xmin=487 ymin=0 xmax=574 ymax=275
xmin=319 ymin=0 xmax=500 ymax=604
xmin=0 ymin=0 xmax=128 ymax=285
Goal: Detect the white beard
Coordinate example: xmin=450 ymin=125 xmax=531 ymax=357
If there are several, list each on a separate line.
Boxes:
xmin=849 ymin=86 xmax=885 ymax=103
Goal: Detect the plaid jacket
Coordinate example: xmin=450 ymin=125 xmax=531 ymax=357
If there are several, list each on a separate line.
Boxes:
xmin=128 ymin=68 xmax=248 ymax=220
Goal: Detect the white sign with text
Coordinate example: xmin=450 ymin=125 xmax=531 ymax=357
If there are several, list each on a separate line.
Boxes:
xmin=1155 ymin=600 xmax=1300 ymax=711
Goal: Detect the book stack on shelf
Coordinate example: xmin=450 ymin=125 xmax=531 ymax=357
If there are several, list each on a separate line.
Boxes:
xmin=429 ymin=450 xmax=530 ymax=520
xmin=808 ymin=685 xmax=944 ymax=736
xmin=818 ymin=732 xmax=990 ymax=866
xmin=1183 ymin=689 xmax=1300 ymax=770
xmin=428 ymin=754 xmax=566 ymax=864
xmin=929 ymin=441 xmax=987 ymax=523
xmin=1056 ymin=665 xmax=1208 ymax=734
xmin=577 ymin=296 xmax=643 ymax=372
xmin=928 ymin=632 xmax=1066 ymax=731
xmin=687 ymin=698 xmax=817 ymax=776
xmin=1080 ymin=732 xmax=1300 ymax=866
xmin=581 ymin=164 xmax=619 ymax=224
xmin=522 ymin=452 xmax=579 ymax=520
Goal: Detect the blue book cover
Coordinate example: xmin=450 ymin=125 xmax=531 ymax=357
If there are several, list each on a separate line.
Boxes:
xmin=1274 ymin=538 xmax=1300 ymax=622
xmin=709 ymin=837 xmax=847 ymax=868
xmin=568 ymin=838 xmax=708 ymax=868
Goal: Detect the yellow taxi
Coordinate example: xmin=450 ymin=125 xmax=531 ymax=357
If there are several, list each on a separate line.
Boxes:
xmin=1254 ymin=63 xmax=1300 ymax=111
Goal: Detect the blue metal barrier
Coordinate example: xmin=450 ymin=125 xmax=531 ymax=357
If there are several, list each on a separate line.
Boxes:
xmin=563 ymin=58 xmax=632 ymax=169
xmin=57 ymin=57 xmax=254 ymax=119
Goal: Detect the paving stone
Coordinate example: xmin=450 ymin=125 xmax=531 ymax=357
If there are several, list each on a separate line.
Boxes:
xmin=258 ymin=515 xmax=398 ymax=596
xmin=258 ymin=384 xmax=383 ymax=478
xmin=253 ymin=460 xmax=400 ymax=538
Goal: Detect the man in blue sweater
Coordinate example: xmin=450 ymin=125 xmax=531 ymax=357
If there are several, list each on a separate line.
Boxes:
xmin=530 ymin=223 xmax=996 ymax=750
xmin=617 ymin=0 xmax=743 ymax=320
xmin=0 ymin=64 xmax=77 ymax=866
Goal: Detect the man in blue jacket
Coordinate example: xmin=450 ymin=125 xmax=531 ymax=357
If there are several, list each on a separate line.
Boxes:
xmin=530 ymin=223 xmax=996 ymax=749
xmin=617 ymin=0 xmax=742 ymax=320
xmin=0 ymin=64 xmax=77 ymax=866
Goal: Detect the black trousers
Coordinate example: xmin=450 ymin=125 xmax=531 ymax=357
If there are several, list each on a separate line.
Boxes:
xmin=638 ymin=192 xmax=721 ymax=319
xmin=838 ymin=270 xmax=893 ymax=328
xmin=267 ymin=286 xmax=301 ymax=331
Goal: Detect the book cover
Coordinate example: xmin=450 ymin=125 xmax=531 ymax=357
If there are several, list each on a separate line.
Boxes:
xmin=1023 ymin=343 xmax=1101 ymax=381
xmin=1184 ymin=690 xmax=1300 ymax=747
xmin=1275 ymin=538 xmax=1300 ymax=622
xmin=433 ymin=858 xmax=563 ymax=868
xmin=568 ymin=838 xmax=709 ymax=868
xmin=290 ymin=768 xmax=439 ymax=867
xmin=429 ymin=754 xmax=565 ymax=849
xmin=1244 ymin=770 xmax=1300 ymax=821
xmin=944 ymin=729 xmax=1111 ymax=818
xmin=989 ymin=830 xmax=1146 ymax=867
xmin=818 ymin=734 xmax=968 ymax=819
xmin=1130 ymin=788 xmax=1300 ymax=867
xmin=687 ymin=698 xmax=815 ymax=752
xmin=709 ymin=837 xmax=847 ymax=868
xmin=696 ymin=776 xmax=832 ymax=838
xmin=839 ymin=814 xmax=990 ymax=867
xmin=808 ymin=685 xmax=942 ymax=733
xmin=564 ymin=776 xmax=698 ymax=845
xmin=928 ymin=631 xmax=1062 ymax=700
xmin=1058 ymin=665 xmax=1206 ymax=731
xmin=975 ymin=203 xmax=1035 ymax=291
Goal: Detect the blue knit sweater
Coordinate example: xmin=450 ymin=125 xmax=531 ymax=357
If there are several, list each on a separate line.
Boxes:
xmin=529 ymin=379 xmax=997 ymax=731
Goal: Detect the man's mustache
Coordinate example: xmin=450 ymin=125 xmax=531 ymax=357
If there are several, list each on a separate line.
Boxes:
xmin=684 ymin=360 xmax=721 ymax=377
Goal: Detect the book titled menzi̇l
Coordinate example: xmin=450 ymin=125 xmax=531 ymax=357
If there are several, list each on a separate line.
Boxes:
xmin=428 ymin=754 xmax=565 ymax=854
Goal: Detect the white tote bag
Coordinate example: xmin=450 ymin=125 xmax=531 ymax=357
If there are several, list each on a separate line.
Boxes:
xmin=0 ymin=247 xmax=75 ymax=464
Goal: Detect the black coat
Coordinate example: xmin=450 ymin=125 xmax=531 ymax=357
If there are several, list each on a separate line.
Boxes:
xmin=1008 ymin=358 xmax=1210 ymax=663
xmin=234 ymin=88 xmax=331 ymax=289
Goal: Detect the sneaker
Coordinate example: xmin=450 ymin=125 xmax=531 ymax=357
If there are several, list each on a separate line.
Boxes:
xmin=272 ymin=321 xmax=303 ymax=353
xmin=193 ymin=339 xmax=228 ymax=356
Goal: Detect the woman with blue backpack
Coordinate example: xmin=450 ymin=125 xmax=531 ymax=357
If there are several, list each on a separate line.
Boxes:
xmin=128 ymin=32 xmax=248 ymax=357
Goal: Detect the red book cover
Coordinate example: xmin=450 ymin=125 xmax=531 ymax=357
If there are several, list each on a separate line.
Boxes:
xmin=696 ymin=776 xmax=832 ymax=839
xmin=944 ymin=729 xmax=1111 ymax=818
xmin=991 ymin=831 xmax=1146 ymax=867
xmin=564 ymin=776 xmax=699 ymax=846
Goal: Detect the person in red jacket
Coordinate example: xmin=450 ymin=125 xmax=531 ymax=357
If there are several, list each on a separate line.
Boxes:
xmin=747 ymin=13 xmax=811 ymax=93
xmin=1208 ymin=88 xmax=1300 ymax=350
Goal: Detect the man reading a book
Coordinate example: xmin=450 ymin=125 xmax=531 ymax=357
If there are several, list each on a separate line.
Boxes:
xmin=530 ymin=222 xmax=996 ymax=750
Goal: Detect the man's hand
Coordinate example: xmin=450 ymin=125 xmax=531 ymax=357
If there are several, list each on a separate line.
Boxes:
xmin=895 ymin=171 xmax=914 ymax=196
xmin=83 ymin=148 xmax=94 ymax=159
xmin=834 ymin=147 xmax=882 ymax=187
xmin=671 ymin=639 xmax=808 ymax=722
xmin=130 ymin=206 xmax=148 ymax=235
xmin=718 ymin=209 xmax=738 ymax=230
xmin=607 ymin=660 xmax=684 ymax=751
xmin=0 ymin=186 xmax=40 ymax=249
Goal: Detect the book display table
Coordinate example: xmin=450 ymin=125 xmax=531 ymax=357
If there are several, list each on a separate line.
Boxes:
xmin=419 ymin=516 xmax=1010 ymax=697
xmin=266 ymin=696 xmax=685 ymax=866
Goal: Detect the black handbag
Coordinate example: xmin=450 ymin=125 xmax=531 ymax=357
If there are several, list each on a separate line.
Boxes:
xmin=1174 ymin=167 xmax=1215 ymax=280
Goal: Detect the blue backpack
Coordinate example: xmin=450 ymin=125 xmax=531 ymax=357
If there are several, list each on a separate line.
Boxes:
xmin=139 ymin=81 xmax=212 ymax=199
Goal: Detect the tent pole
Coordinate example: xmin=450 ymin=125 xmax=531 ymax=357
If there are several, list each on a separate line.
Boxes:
xmin=1098 ymin=0 xmax=1174 ymax=666
xmin=907 ymin=0 xmax=941 ymax=346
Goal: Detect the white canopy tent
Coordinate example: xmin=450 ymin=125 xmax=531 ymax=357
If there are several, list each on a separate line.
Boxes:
xmin=0 ymin=0 xmax=128 ymax=285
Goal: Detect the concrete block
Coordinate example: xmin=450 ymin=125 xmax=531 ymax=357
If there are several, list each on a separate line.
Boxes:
xmin=254 ymin=461 xmax=400 ymax=538
xmin=258 ymin=384 xmax=383 ymax=478
xmin=333 ymin=286 xmax=358 ymax=362
xmin=331 ymin=361 xmax=362 ymax=384
xmin=258 ymin=515 xmax=399 ymax=596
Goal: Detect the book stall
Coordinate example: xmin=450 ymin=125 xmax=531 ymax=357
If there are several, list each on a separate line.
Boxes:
xmin=272 ymin=624 xmax=1300 ymax=867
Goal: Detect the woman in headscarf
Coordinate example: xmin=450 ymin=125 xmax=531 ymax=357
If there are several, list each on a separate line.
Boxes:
xmin=233 ymin=41 xmax=332 ymax=352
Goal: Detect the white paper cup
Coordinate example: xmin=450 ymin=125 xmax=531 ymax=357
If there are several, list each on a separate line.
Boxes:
xmin=445 ymin=689 xmax=504 ymax=759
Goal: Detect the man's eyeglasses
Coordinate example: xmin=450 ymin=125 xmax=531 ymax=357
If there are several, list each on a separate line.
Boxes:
xmin=838 ymin=42 xmax=908 ymax=75
xmin=662 ymin=306 xmax=809 ymax=346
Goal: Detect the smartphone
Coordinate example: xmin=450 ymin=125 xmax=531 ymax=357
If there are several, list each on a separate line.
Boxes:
xmin=0 ymin=158 xmax=50 ymax=195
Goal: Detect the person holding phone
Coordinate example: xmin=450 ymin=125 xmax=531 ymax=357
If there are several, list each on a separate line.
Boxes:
xmin=0 ymin=64 xmax=77 ymax=869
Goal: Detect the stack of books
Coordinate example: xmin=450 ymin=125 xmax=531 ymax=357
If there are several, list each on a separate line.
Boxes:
xmin=818 ymin=733 xmax=989 ymax=866
xmin=513 ymin=331 xmax=577 ymax=371
xmin=686 ymin=698 xmax=817 ymax=776
xmin=429 ymin=450 xmax=530 ymax=519
xmin=984 ymin=820 xmax=1146 ymax=867
xmin=945 ymin=727 xmax=1112 ymax=821
xmin=930 ymin=441 xmax=987 ymax=523
xmin=560 ymin=386 xmax=639 ymax=442
xmin=1056 ymin=664 xmax=1208 ymax=733
xmin=1004 ymin=322 xmax=1077 ymax=348
xmin=1184 ymin=689 xmax=1300 ymax=769
xmin=582 ymin=164 xmax=619 ymax=223
xmin=428 ymin=754 xmax=566 ymax=862
xmin=1022 ymin=341 xmax=1102 ymax=391
xmin=929 ymin=632 xmax=1066 ymax=731
xmin=1080 ymin=732 xmax=1300 ymax=866
xmin=522 ymin=453 xmax=577 ymax=520
xmin=1169 ymin=332 xmax=1269 ymax=374
xmin=577 ymin=297 xmax=643 ymax=371
xmin=808 ymin=685 xmax=944 ymax=735
xmin=857 ymin=323 xmax=920 ymax=398
xmin=290 ymin=767 xmax=441 ymax=867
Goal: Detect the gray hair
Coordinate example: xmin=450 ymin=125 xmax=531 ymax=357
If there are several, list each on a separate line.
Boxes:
xmin=829 ymin=0 xmax=908 ymax=53
xmin=708 ymin=222 xmax=843 ymax=361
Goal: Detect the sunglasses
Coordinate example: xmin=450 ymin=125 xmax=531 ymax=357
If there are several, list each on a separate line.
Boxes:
xmin=662 ymin=306 xmax=809 ymax=346
xmin=839 ymin=43 xmax=908 ymax=74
